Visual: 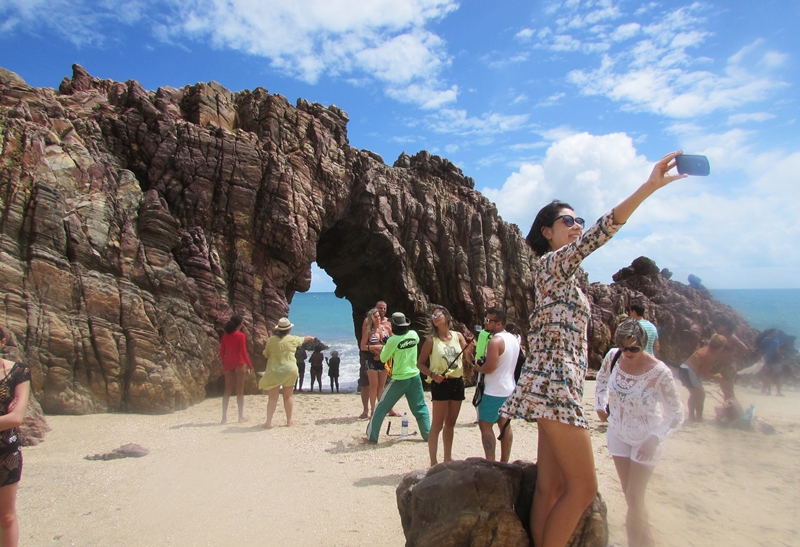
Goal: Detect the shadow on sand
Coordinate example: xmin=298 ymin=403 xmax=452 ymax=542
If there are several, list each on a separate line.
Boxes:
xmin=353 ymin=473 xmax=408 ymax=488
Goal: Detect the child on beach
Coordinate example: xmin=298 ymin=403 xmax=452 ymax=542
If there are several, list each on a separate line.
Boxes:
xmin=595 ymin=319 xmax=684 ymax=547
xmin=326 ymin=351 xmax=340 ymax=393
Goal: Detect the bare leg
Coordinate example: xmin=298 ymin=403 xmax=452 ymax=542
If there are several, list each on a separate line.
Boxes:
xmin=360 ymin=383 xmax=370 ymax=418
xmin=283 ymin=385 xmax=294 ymax=426
xmin=478 ymin=419 xmax=497 ymax=461
xmin=0 ymin=483 xmax=20 ymax=547
xmin=498 ymin=418 xmax=513 ymax=463
xmin=531 ymin=419 xmax=598 ymax=547
xmin=442 ymin=400 xmax=461 ymax=462
xmin=222 ymin=370 xmax=234 ymax=423
xmin=428 ymin=400 xmax=447 ymax=466
xmin=264 ymin=386 xmax=280 ymax=428
xmin=620 ymin=459 xmax=656 ymax=547
xmin=235 ymin=365 xmax=247 ymax=422
xmin=367 ymin=369 xmax=379 ymax=416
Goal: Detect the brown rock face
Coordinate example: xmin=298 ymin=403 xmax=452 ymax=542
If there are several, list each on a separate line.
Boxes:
xmin=396 ymin=458 xmax=607 ymax=547
xmin=0 ymin=66 xmax=754 ymax=415
xmin=0 ymin=65 xmax=533 ymax=414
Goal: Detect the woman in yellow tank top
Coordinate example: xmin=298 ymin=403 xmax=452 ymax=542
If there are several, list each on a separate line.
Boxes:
xmin=417 ymin=306 xmax=472 ymax=466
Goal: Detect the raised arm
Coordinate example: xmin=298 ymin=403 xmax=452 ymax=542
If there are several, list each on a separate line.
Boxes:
xmin=613 ymin=151 xmax=687 ymax=225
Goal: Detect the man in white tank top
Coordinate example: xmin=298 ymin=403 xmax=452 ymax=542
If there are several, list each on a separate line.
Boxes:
xmin=472 ymin=307 xmax=520 ymax=462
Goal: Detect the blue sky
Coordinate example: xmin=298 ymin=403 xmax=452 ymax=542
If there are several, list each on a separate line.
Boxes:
xmin=2 ymin=0 xmax=798 ymax=290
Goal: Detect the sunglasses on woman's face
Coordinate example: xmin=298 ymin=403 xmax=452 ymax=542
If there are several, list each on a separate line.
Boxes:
xmin=432 ymin=312 xmax=444 ymax=319
xmin=622 ymin=345 xmax=642 ymax=353
xmin=556 ymin=215 xmax=585 ymax=228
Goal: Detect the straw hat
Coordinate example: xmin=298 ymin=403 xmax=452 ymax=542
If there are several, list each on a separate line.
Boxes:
xmin=275 ymin=318 xmax=294 ymax=331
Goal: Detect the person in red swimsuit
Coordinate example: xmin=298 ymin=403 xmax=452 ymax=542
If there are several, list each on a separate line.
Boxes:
xmin=219 ymin=315 xmax=253 ymax=423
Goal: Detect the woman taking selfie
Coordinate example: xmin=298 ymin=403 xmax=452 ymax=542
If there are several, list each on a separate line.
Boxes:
xmin=499 ymin=152 xmax=687 ymax=547
xmin=595 ymin=319 xmax=683 ymax=547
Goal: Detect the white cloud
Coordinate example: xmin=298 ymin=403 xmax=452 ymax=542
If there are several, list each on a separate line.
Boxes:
xmin=727 ymin=112 xmax=776 ymax=125
xmin=515 ymin=28 xmax=534 ymax=42
xmin=425 ymin=109 xmax=529 ymax=135
xmin=1 ymin=0 xmax=460 ymax=109
xmin=481 ymin=132 xmax=800 ymax=288
xmin=526 ymin=4 xmax=788 ymax=119
xmin=536 ymin=92 xmax=566 ymax=107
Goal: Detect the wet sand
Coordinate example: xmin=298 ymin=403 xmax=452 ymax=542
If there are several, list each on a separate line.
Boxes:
xmin=19 ymin=380 xmax=800 ymax=546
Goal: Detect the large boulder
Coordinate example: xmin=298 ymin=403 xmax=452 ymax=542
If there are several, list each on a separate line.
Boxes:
xmin=397 ymin=458 xmax=607 ymax=547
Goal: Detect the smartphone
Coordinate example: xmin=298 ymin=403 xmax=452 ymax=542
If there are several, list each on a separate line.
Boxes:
xmin=475 ymin=325 xmax=483 ymax=332
xmin=676 ymin=154 xmax=710 ymax=176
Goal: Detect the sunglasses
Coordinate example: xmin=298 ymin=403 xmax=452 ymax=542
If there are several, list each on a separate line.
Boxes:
xmin=432 ymin=312 xmax=444 ymax=319
xmin=621 ymin=345 xmax=642 ymax=353
xmin=484 ymin=317 xmax=499 ymax=324
xmin=556 ymin=215 xmax=585 ymax=228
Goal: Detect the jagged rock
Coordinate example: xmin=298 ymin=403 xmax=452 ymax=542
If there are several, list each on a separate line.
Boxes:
xmin=0 ymin=65 xmax=762 ymax=414
xmin=19 ymin=397 xmax=51 ymax=446
xmin=587 ymin=257 xmax=759 ymax=369
xmin=85 ymin=442 xmax=149 ymax=460
xmin=396 ymin=458 xmax=607 ymax=547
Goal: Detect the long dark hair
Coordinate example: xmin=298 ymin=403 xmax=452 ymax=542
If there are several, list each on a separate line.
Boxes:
xmin=526 ymin=200 xmax=573 ymax=257
xmin=223 ymin=314 xmax=244 ymax=334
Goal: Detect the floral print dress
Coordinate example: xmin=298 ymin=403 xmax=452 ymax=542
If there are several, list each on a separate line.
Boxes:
xmin=500 ymin=210 xmax=622 ymax=429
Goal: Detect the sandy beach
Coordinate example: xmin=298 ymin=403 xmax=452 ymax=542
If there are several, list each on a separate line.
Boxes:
xmin=19 ymin=379 xmax=800 ymax=546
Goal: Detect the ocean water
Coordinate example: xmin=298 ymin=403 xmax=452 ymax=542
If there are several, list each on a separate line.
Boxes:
xmin=710 ymin=289 xmax=800 ymax=338
xmin=288 ymin=292 xmax=362 ymax=391
xmin=288 ymin=289 xmax=800 ymax=390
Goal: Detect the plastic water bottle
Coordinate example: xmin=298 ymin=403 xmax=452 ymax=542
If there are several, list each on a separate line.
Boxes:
xmin=401 ymin=412 xmax=409 ymax=438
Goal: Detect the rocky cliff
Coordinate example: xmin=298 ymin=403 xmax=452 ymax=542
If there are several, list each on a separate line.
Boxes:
xmin=0 ymin=65 xmax=754 ymax=416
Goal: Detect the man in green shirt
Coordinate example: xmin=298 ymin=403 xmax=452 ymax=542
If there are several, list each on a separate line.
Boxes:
xmin=366 ymin=313 xmax=431 ymax=443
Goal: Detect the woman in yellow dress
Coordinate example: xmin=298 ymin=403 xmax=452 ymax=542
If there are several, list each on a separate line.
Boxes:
xmin=259 ymin=318 xmax=314 ymax=428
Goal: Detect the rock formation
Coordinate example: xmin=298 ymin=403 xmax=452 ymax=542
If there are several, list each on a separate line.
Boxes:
xmin=0 ymin=65 xmax=756 ymax=416
xmin=396 ymin=458 xmax=607 ymax=547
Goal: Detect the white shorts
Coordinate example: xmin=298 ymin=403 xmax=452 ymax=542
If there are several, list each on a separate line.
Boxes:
xmin=606 ymin=427 xmax=664 ymax=467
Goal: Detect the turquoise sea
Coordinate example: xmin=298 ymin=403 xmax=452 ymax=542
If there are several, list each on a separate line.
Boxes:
xmin=289 ymin=289 xmax=800 ymax=390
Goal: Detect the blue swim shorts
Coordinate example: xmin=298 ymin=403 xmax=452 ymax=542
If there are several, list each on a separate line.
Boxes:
xmin=478 ymin=394 xmax=508 ymax=423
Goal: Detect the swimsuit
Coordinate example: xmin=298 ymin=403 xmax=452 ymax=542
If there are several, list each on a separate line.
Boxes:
xmin=0 ymin=362 xmax=31 ymax=487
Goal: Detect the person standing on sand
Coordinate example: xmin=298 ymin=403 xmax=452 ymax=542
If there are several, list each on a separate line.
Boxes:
xmin=416 ymin=305 xmax=472 ymax=466
xmin=595 ymin=319 xmax=683 ymax=547
xmin=678 ymin=334 xmax=726 ymax=422
xmin=308 ymin=348 xmax=324 ymax=392
xmin=473 ymin=307 xmax=519 ymax=462
xmin=366 ymin=313 xmax=430 ymax=444
xmin=0 ymin=327 xmax=31 ymax=547
xmin=629 ymin=304 xmax=659 ymax=357
xmin=499 ymin=152 xmax=687 ymax=547
xmin=359 ymin=301 xmax=400 ymax=419
xmin=295 ymin=347 xmax=307 ymax=392
xmin=259 ymin=318 xmax=315 ymax=428
xmin=712 ymin=317 xmax=749 ymax=401
xmin=218 ymin=314 xmax=254 ymax=423
xmin=326 ymin=351 xmax=340 ymax=393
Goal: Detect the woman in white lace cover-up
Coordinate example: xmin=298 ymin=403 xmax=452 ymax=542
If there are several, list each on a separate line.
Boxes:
xmin=595 ymin=319 xmax=684 ymax=547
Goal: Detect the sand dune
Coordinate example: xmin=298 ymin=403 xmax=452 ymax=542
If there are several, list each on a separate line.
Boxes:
xmin=19 ymin=381 xmax=799 ymax=546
